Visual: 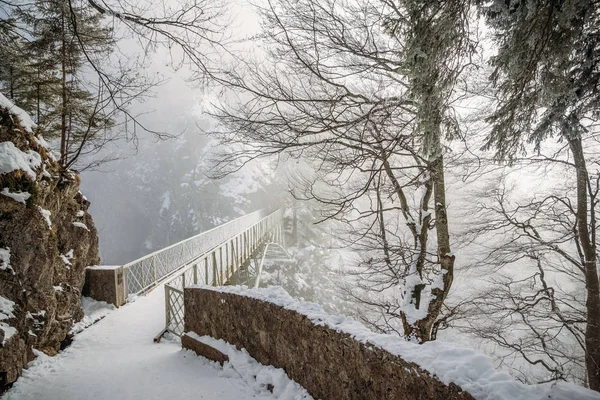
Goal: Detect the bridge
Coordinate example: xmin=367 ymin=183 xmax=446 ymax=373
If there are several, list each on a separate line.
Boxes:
xmin=83 ymin=208 xmax=289 ymax=339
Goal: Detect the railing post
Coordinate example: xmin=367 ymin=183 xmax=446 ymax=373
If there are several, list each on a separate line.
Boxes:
xmin=205 ymin=257 xmax=209 ymax=285
xmin=225 ymin=243 xmax=229 ymax=278
xmin=231 ymin=240 xmax=235 ymax=276
xmin=193 ymin=263 xmax=198 ymax=284
xmin=212 ymin=251 xmax=218 ymax=286
xmin=153 ymin=255 xmax=157 ymax=285
xmin=244 ymin=231 xmax=248 ymax=261
xmin=236 ymin=235 xmax=240 ymax=266
xmin=219 ymin=246 xmax=224 ymax=283
xmin=165 ymin=285 xmax=171 ymax=332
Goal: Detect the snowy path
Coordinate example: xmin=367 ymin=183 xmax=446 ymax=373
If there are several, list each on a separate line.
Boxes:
xmin=2 ymin=286 xmax=279 ymax=400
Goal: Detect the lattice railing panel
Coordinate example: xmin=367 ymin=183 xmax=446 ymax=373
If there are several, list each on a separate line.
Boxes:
xmin=166 ymin=288 xmax=185 ymax=336
xmin=162 ymin=209 xmax=285 ymax=337
xmin=123 ymin=209 xmax=270 ymax=298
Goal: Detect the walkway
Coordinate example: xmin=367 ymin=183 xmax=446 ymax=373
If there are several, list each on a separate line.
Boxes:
xmin=2 ymin=286 xmax=277 ymax=400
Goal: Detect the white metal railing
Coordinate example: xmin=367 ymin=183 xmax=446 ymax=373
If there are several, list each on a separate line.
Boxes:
xmin=123 ymin=209 xmax=271 ymax=299
xmin=161 ymin=208 xmax=285 ymax=337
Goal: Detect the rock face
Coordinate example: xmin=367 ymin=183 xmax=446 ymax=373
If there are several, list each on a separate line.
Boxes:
xmin=0 ymin=98 xmax=100 ymax=390
xmin=184 ymin=287 xmax=475 ymax=400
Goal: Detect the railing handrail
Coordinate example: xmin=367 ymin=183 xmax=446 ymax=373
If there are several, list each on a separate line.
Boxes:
xmin=122 ymin=208 xmax=269 ymax=269
xmin=163 ymin=209 xmax=281 ymax=288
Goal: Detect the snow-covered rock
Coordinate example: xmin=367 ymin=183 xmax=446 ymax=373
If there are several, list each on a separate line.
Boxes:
xmin=0 ymin=93 xmax=100 ymax=388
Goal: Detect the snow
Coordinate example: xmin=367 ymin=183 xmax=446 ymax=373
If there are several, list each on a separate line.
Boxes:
xmin=87 ymin=265 xmax=120 ymax=271
xmin=72 ymin=222 xmax=89 ymax=231
xmin=75 ymin=210 xmax=84 ymax=217
xmin=0 ymin=296 xmax=15 ymax=320
xmin=194 ymin=285 xmax=600 ymax=400
xmin=0 ymin=92 xmax=36 ymax=133
xmin=53 ymin=285 xmax=63 ymax=292
xmin=59 ymin=255 xmax=72 ymax=266
xmin=161 ymin=190 xmax=171 ymax=212
xmin=0 ymin=296 xmax=16 ymax=345
xmin=1 ymin=187 xmax=31 ymax=204
xmin=1 ymin=285 xmax=309 ymax=400
xmin=37 ymin=206 xmax=51 ymax=228
xmin=0 ymin=247 xmax=12 ymax=273
xmin=189 ymin=334 xmax=312 ymax=399
xmin=0 ymin=141 xmax=42 ymax=180
xmin=59 ymin=250 xmax=74 ymax=269
xmin=402 ymin=270 xmax=428 ymax=326
xmin=41 ymin=163 xmax=51 ymax=178
xmin=33 ymin=134 xmax=52 ymax=152
xmin=69 ymin=297 xmax=115 ymax=335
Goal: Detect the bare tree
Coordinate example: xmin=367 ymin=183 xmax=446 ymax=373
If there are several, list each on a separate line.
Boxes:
xmin=208 ymin=0 xmax=476 ymax=342
xmin=447 ymin=163 xmax=593 ymax=385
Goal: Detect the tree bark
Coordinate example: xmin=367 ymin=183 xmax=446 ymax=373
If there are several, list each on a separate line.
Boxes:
xmin=568 ymin=136 xmax=600 ymax=391
xmin=60 ymin=5 xmax=68 ymax=168
xmin=407 ymin=154 xmax=455 ymax=342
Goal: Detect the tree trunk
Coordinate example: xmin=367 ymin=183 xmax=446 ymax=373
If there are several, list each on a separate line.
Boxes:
xmin=60 ymin=7 xmax=68 ymax=168
xmin=568 ymin=136 xmax=600 ymax=391
xmin=9 ymin=65 xmax=14 ymax=100
xmin=405 ymin=154 xmax=455 ymax=342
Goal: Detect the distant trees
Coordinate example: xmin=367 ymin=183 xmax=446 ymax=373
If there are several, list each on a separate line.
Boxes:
xmin=455 ymin=167 xmax=591 ymax=384
xmin=210 ymin=0 xmax=475 ymax=342
xmin=0 ymin=0 xmax=225 ymax=169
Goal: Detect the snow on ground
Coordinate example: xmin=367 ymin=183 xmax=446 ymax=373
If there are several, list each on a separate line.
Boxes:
xmin=72 ymin=222 xmax=89 ymax=231
xmin=1 ymin=285 xmax=307 ymax=400
xmin=0 ymin=188 xmax=30 ymax=204
xmin=69 ymin=297 xmax=114 ymax=335
xmin=0 ymin=248 xmax=11 ymax=273
xmin=197 ymin=285 xmax=600 ymax=400
xmin=0 ymin=142 xmax=41 ymax=180
xmin=0 ymin=93 xmax=36 ymax=134
xmin=0 ymin=296 xmax=16 ymax=345
xmin=190 ymin=334 xmax=312 ymax=399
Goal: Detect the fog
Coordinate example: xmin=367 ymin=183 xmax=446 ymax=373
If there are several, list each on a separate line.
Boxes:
xmin=70 ymin=0 xmax=596 ymax=390
xmin=79 ymin=0 xmax=275 ymax=264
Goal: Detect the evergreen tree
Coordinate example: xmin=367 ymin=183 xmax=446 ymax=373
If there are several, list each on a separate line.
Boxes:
xmin=0 ymin=0 xmax=116 ymax=168
xmin=0 ymin=32 xmax=29 ymax=103
xmin=28 ymin=0 xmax=115 ymax=168
xmin=1 ymin=0 xmax=225 ymax=170
xmin=481 ymin=0 xmax=600 ymax=390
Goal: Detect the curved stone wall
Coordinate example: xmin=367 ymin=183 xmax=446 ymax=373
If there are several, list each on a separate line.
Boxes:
xmin=183 ymin=287 xmax=474 ymax=400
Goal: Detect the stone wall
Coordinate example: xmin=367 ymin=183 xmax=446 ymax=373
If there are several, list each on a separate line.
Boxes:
xmin=83 ymin=266 xmax=125 ymax=307
xmin=0 ymin=101 xmax=100 ymax=390
xmin=184 ymin=287 xmax=475 ymax=400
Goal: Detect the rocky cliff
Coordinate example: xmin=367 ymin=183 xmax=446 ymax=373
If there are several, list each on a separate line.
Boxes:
xmin=0 ymin=94 xmax=99 ymax=390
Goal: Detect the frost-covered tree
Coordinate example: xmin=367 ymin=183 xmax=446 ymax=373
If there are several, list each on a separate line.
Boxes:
xmin=210 ymin=0 xmax=475 ymax=342
xmin=480 ymin=0 xmax=600 ymax=390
